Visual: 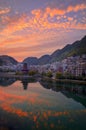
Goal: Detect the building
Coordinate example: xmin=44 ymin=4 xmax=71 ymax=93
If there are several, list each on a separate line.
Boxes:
xmin=22 ymin=63 xmax=28 ymax=74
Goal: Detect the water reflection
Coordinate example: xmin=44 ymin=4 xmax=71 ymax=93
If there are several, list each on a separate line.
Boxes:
xmin=0 ymin=126 xmax=12 ymax=130
xmin=21 ymin=78 xmax=37 ymax=90
xmin=40 ymin=80 xmax=86 ymax=96
xmin=0 ymin=77 xmax=86 ymax=105
xmin=0 ymin=77 xmax=86 ymax=95
xmin=0 ymin=78 xmax=86 ymax=130
xmin=0 ymin=77 xmax=37 ymax=90
xmin=0 ymin=78 xmax=16 ymax=86
xmin=40 ymin=80 xmax=86 ymax=107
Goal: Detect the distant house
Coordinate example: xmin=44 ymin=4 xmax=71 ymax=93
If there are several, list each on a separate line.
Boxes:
xmin=58 ymin=66 xmax=63 ymax=73
xmin=22 ymin=63 xmax=28 ymax=74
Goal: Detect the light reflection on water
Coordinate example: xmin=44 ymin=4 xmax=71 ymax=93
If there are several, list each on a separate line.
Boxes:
xmin=0 ymin=78 xmax=86 ymax=130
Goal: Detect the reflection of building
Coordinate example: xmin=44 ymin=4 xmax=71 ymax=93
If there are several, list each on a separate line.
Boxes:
xmin=22 ymin=63 xmax=28 ymax=74
xmin=21 ymin=78 xmax=37 ymax=90
xmin=0 ymin=77 xmax=37 ymax=90
xmin=21 ymin=79 xmax=29 ymax=90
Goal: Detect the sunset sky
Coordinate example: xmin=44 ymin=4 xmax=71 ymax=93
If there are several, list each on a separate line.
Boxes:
xmin=0 ymin=0 xmax=86 ymax=61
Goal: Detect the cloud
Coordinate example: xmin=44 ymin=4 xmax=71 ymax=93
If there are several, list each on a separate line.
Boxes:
xmin=67 ymin=17 xmax=73 ymax=21
xmin=0 ymin=8 xmax=10 ymax=15
xmin=0 ymin=14 xmax=29 ymax=36
xmin=0 ymin=2 xmax=86 ymax=61
xmin=30 ymin=3 xmax=86 ymax=30
xmin=0 ymin=3 xmax=86 ymax=37
xmin=67 ymin=4 xmax=86 ymax=12
xmin=31 ymin=3 xmax=86 ymax=18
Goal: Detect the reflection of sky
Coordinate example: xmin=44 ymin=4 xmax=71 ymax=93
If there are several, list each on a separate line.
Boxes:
xmin=0 ymin=0 xmax=86 ymax=61
xmin=0 ymin=81 xmax=86 ymax=129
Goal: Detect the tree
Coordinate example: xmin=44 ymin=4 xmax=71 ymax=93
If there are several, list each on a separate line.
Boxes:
xmin=46 ymin=71 xmax=53 ymax=78
xmin=41 ymin=72 xmax=46 ymax=76
xmin=28 ymin=70 xmax=37 ymax=76
xmin=55 ymin=72 xmax=63 ymax=79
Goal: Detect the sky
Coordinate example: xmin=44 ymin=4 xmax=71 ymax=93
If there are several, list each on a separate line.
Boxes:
xmin=0 ymin=0 xmax=86 ymax=61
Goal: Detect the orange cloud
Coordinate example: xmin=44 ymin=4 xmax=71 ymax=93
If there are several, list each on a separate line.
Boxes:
xmin=0 ymin=8 xmax=10 ymax=15
xmin=0 ymin=14 xmax=30 ymax=36
xmin=67 ymin=4 xmax=86 ymax=12
xmin=32 ymin=9 xmax=42 ymax=19
xmin=0 ymin=3 xmax=86 ymax=61
xmin=68 ymin=17 xmax=73 ymax=21
xmin=31 ymin=3 xmax=86 ymax=19
xmin=46 ymin=7 xmax=65 ymax=16
xmin=30 ymin=4 xmax=86 ymax=30
xmin=0 ymin=3 xmax=86 ymax=38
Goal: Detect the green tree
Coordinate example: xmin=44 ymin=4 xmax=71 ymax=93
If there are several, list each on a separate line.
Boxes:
xmin=28 ymin=70 xmax=37 ymax=76
xmin=15 ymin=71 xmax=23 ymax=75
xmin=46 ymin=71 xmax=53 ymax=78
xmin=41 ymin=72 xmax=46 ymax=76
xmin=55 ymin=72 xmax=63 ymax=79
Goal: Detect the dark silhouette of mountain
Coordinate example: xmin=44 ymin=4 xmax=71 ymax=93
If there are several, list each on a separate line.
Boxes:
xmin=23 ymin=35 xmax=86 ymax=65
xmin=50 ymin=35 xmax=86 ymax=62
xmin=23 ymin=55 xmax=51 ymax=65
xmin=38 ymin=55 xmax=51 ymax=65
xmin=0 ymin=36 xmax=86 ymax=66
xmin=0 ymin=55 xmax=18 ymax=66
xmin=0 ymin=78 xmax=16 ymax=86
xmin=23 ymin=57 xmax=38 ymax=65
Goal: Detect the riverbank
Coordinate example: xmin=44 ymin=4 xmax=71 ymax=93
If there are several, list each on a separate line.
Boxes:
xmin=0 ymin=72 xmax=86 ymax=85
xmin=41 ymin=77 xmax=86 ymax=85
xmin=0 ymin=72 xmax=37 ymax=79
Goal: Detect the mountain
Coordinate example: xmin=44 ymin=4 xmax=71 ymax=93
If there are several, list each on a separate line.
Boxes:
xmin=23 ymin=57 xmax=38 ymax=65
xmin=23 ymin=55 xmax=51 ymax=65
xmin=23 ymin=35 xmax=86 ymax=65
xmin=0 ymin=55 xmax=18 ymax=66
xmin=50 ymin=35 xmax=86 ymax=62
xmin=1 ymin=36 xmax=85 ymax=66
xmin=38 ymin=55 xmax=51 ymax=65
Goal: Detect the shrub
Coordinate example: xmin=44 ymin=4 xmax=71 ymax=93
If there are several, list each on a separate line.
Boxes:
xmin=28 ymin=70 xmax=37 ymax=76
xmin=41 ymin=72 xmax=46 ymax=76
xmin=15 ymin=71 xmax=23 ymax=75
xmin=55 ymin=72 xmax=63 ymax=79
xmin=46 ymin=71 xmax=53 ymax=78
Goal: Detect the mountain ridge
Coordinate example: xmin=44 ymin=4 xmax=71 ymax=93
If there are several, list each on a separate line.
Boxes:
xmin=23 ymin=35 xmax=86 ymax=65
xmin=0 ymin=55 xmax=18 ymax=66
xmin=0 ymin=35 xmax=86 ymax=66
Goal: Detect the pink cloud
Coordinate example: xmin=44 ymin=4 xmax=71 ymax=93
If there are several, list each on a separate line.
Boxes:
xmin=0 ymin=8 xmax=10 ymax=15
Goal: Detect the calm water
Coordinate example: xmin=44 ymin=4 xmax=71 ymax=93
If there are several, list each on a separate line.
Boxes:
xmin=0 ymin=78 xmax=86 ymax=130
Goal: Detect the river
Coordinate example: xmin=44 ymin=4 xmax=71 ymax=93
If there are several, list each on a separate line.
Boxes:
xmin=0 ymin=78 xmax=86 ymax=130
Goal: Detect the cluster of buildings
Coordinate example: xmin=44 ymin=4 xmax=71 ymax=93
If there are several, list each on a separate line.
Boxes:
xmin=0 ymin=64 xmax=17 ymax=72
xmin=0 ymin=55 xmax=86 ymax=77
xmin=28 ymin=54 xmax=86 ymax=77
